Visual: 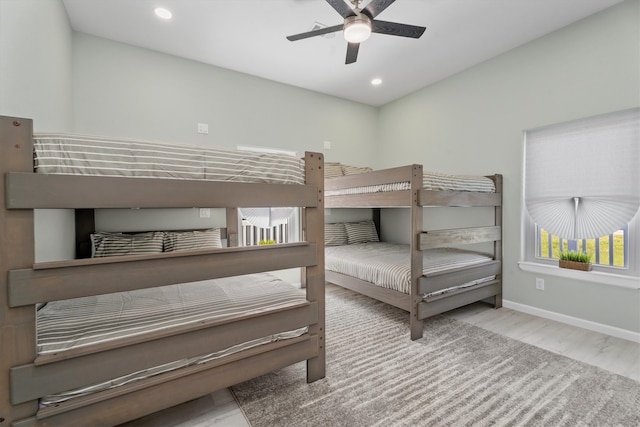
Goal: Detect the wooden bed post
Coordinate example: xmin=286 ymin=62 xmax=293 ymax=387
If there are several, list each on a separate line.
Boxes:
xmin=226 ymin=207 xmax=238 ymax=247
xmin=409 ymin=165 xmax=424 ymax=340
xmin=303 ymin=152 xmax=325 ymax=382
xmin=75 ymin=209 xmax=95 ymax=258
xmin=493 ymin=174 xmax=503 ymax=309
xmin=0 ymin=116 xmax=39 ymax=424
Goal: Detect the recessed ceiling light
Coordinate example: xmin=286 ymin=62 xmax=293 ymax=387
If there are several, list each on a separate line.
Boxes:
xmin=154 ymin=7 xmax=173 ymax=20
xmin=371 ymin=78 xmax=382 ymax=86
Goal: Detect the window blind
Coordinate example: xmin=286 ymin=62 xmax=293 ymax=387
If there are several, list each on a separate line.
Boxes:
xmin=524 ymin=108 xmax=639 ymax=239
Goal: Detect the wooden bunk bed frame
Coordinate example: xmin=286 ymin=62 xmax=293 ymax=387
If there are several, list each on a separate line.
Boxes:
xmin=0 ymin=115 xmax=325 ymax=426
xmin=325 ymin=164 xmax=502 ymax=340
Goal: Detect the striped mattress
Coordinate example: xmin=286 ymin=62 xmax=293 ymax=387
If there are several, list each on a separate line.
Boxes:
xmin=326 ymin=171 xmax=495 ymax=196
xmin=325 ymin=242 xmax=494 ymax=296
xmin=38 ymin=273 xmax=308 ymax=405
xmin=33 ymin=133 xmax=305 ymax=184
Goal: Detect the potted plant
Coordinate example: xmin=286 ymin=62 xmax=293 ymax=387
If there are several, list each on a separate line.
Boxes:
xmin=558 ymin=250 xmax=592 ymax=271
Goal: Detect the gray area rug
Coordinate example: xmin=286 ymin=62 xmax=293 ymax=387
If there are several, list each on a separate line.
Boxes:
xmin=232 ymin=286 xmax=640 ymax=426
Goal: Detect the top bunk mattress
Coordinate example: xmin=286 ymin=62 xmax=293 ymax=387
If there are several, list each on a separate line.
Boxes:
xmin=33 ymin=133 xmax=305 ymax=184
xmin=326 ymin=171 xmax=496 ymax=196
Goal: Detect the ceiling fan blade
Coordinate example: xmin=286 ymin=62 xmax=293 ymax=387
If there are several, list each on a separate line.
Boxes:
xmin=286 ymin=24 xmax=343 ymax=41
xmin=372 ymin=20 xmax=426 ymax=38
xmin=362 ymin=0 xmax=395 ymax=19
xmin=345 ymin=42 xmax=360 ymax=64
xmin=325 ymin=0 xmax=356 ymax=19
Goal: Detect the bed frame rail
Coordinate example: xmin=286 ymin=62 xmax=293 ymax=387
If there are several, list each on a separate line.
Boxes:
xmin=8 ymin=243 xmax=318 ymax=306
xmin=419 ymin=226 xmax=501 ymax=250
xmin=419 ymin=260 xmax=502 ymax=294
xmin=14 ymin=336 xmax=319 ymax=427
xmin=325 ymin=164 xmax=420 ymax=191
xmin=418 ymin=281 xmax=502 ymax=319
xmin=419 ymin=189 xmax=502 ymax=207
xmin=6 ymin=172 xmax=318 ymax=209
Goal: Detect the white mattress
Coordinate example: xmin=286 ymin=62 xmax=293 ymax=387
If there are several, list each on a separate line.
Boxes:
xmin=326 ymin=171 xmax=496 ymax=196
xmin=38 ymin=273 xmax=308 ymax=405
xmin=326 ymin=242 xmax=494 ymax=295
xmin=33 ymin=133 xmax=305 ymax=184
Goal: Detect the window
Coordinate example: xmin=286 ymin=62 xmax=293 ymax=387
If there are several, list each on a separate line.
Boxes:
xmin=242 ymin=216 xmax=290 ymax=245
xmin=523 ymin=108 xmax=639 ymax=279
xmin=535 ymin=225 xmax=629 ymax=268
xmin=235 ymin=145 xmax=301 ymax=247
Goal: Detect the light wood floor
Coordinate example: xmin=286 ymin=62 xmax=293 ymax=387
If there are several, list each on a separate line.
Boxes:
xmin=120 ymin=286 xmax=640 ymax=427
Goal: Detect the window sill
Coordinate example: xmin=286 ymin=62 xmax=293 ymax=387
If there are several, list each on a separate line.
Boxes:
xmin=518 ymin=261 xmax=640 ymax=289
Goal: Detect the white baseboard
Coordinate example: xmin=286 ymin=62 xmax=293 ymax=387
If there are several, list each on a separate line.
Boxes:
xmin=503 ymin=299 xmax=640 ymax=344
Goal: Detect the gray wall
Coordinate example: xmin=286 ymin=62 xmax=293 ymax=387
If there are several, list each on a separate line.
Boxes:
xmin=377 ymin=0 xmax=640 ymax=333
xmin=71 ymin=33 xmax=378 ymax=165
xmin=0 ymin=0 xmax=76 ymax=262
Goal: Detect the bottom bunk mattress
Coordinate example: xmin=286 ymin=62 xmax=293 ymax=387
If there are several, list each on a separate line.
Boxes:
xmin=326 ymin=242 xmax=494 ymax=296
xmin=37 ymin=273 xmax=308 ymax=405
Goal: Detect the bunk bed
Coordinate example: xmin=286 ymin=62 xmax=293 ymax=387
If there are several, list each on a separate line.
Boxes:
xmin=325 ymin=164 xmax=502 ymax=340
xmin=0 ymin=115 xmax=325 ymax=426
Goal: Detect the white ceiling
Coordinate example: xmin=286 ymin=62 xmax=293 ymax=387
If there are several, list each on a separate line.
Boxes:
xmin=61 ymin=0 xmax=622 ymax=107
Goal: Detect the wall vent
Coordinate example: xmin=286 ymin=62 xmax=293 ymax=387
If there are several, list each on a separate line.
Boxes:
xmin=312 ymin=21 xmax=336 ymax=39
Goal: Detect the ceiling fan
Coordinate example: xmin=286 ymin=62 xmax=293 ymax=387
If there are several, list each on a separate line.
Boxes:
xmin=286 ymin=0 xmax=426 ymax=64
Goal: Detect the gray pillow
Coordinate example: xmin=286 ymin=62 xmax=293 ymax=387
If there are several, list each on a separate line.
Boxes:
xmin=325 ymin=223 xmax=348 ymax=246
xmin=91 ymin=231 xmax=164 ymax=257
xmin=163 ymin=228 xmax=222 ymax=252
xmin=345 ymin=221 xmax=379 ymax=244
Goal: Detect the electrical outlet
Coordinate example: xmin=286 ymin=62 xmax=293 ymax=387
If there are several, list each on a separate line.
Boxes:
xmin=199 ymin=208 xmax=210 ymax=218
xmin=535 ymin=278 xmax=545 ymax=290
xmin=323 ymin=140 xmax=332 ymax=149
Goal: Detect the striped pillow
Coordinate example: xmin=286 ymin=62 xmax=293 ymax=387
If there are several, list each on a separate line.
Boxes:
xmin=341 ymin=164 xmax=373 ymax=176
xmin=325 ymin=163 xmax=344 ymax=179
xmin=163 ymin=228 xmax=222 ymax=252
xmin=91 ymin=232 xmax=164 ymax=258
xmin=345 ymin=221 xmax=379 ymax=244
xmin=325 ymin=223 xmax=347 ymax=246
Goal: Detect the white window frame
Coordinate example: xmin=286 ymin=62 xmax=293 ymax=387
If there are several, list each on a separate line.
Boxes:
xmin=520 ymin=210 xmax=639 ymax=289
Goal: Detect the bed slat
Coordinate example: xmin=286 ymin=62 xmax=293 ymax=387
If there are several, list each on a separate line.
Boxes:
xmin=419 ymin=189 xmax=501 ymax=207
xmin=324 ymin=190 xmax=413 ymax=208
xmin=418 ymin=281 xmax=501 ymax=319
xmin=325 ymin=165 xmax=418 ymax=190
xmin=9 ymin=243 xmax=318 ymax=306
xmin=326 ymin=271 xmax=411 ymax=311
xmin=419 ymin=226 xmax=501 ymax=249
xmin=419 ymin=260 xmax=502 ymax=294
xmin=6 ymin=172 xmax=319 ymax=209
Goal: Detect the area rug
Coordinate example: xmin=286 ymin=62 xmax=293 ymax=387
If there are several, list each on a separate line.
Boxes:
xmin=232 ymin=286 xmax=640 ymax=426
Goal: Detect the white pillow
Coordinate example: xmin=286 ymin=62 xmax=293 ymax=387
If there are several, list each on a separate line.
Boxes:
xmin=341 ymin=164 xmax=373 ymax=176
xmin=324 ymin=162 xmax=344 ymax=179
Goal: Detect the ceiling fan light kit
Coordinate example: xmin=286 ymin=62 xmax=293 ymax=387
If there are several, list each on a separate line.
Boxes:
xmin=286 ymin=0 xmax=426 ymax=64
xmin=343 ymin=15 xmax=372 ymax=43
